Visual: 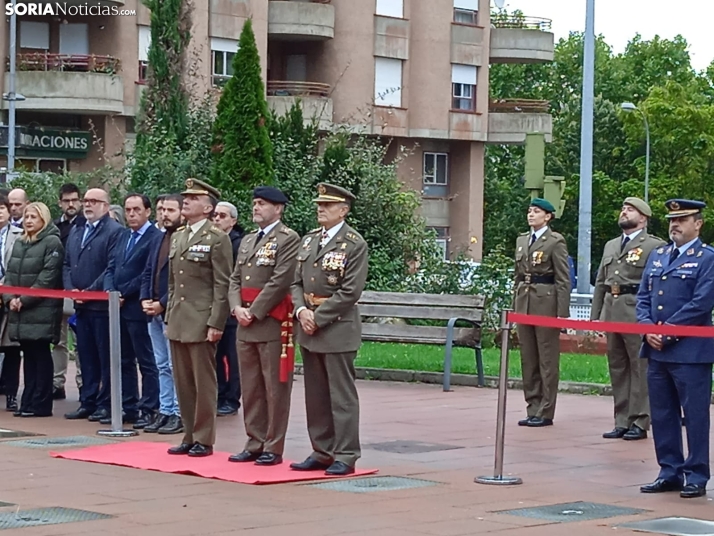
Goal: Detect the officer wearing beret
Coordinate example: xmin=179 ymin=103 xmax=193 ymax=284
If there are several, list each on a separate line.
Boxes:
xmin=290 ymin=183 xmax=368 ymax=476
xmin=592 ymin=198 xmax=666 ymax=441
xmin=227 ymin=187 xmax=300 ymax=466
xmin=165 ymin=178 xmax=233 ymax=457
xmin=637 ymin=199 xmax=714 ymax=498
xmin=514 ymin=198 xmax=571 ymax=427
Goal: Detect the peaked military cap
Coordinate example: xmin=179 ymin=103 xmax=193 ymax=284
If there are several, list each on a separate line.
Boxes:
xmin=623 ymin=196 xmax=652 ymax=217
xmin=182 ymin=178 xmax=221 ymax=199
xmin=253 ymin=186 xmax=289 ymax=205
xmin=313 ymin=183 xmax=356 ymax=204
xmin=530 ymin=197 xmax=555 ymax=214
xmin=665 ymin=199 xmax=706 ymax=219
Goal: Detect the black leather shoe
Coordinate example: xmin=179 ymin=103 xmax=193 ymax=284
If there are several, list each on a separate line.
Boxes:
xmin=133 ymin=411 xmax=156 ymax=430
xmin=100 ymin=412 xmax=139 ymax=425
xmin=144 ymin=413 xmax=169 ymax=433
xmin=518 ymin=416 xmax=535 ymax=426
xmin=290 ymin=457 xmax=331 ymax=471
xmin=640 ymin=478 xmax=682 ymax=493
xmin=228 ymin=450 xmax=262 ymax=463
xmin=52 ymin=387 xmax=66 ymax=400
xmin=255 ymin=453 xmax=282 ymax=466
xmin=680 ymin=484 xmax=707 ymax=498
xmin=526 ymin=417 xmax=553 ymax=427
xmin=6 ymin=396 xmax=17 ymax=412
xmin=88 ymin=408 xmax=110 ymax=422
xmin=168 ymin=443 xmax=195 ymax=455
xmin=217 ymin=403 xmax=239 ymax=417
xmin=64 ymin=407 xmax=93 ymax=420
xmin=325 ymin=461 xmax=355 ymax=476
xmin=188 ymin=443 xmax=213 ymax=457
xmin=603 ymin=427 xmax=628 ymax=439
xmin=623 ymin=425 xmax=647 ymax=441
xmin=157 ymin=415 xmax=184 ymax=435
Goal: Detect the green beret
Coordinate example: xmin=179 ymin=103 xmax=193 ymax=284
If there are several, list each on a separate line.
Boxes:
xmin=530 ymin=197 xmax=555 ymax=214
xmin=623 ymin=197 xmax=651 ymax=217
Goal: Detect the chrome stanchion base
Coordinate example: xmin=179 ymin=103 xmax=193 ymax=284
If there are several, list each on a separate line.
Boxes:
xmin=97 ymin=429 xmax=139 ymax=438
xmin=474 ymin=475 xmax=523 ymax=486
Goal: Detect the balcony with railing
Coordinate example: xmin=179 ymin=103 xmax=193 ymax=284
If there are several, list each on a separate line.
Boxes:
xmin=268 ymin=0 xmax=335 ymax=41
xmin=489 ymin=15 xmax=554 ymax=64
xmin=487 ymin=99 xmax=552 ymax=144
xmin=4 ymin=53 xmax=124 ymax=114
xmin=266 ymin=80 xmax=333 ymax=130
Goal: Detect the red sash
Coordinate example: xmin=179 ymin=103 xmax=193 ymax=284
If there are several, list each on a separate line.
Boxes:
xmin=240 ymin=288 xmax=294 ymax=383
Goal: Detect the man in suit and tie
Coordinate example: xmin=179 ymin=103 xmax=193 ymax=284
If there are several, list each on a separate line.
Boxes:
xmin=104 ymin=193 xmax=161 ymax=427
xmin=637 ymin=199 xmax=714 ymax=499
xmin=7 ymin=189 xmax=28 ymax=228
xmin=63 ymin=188 xmax=123 ymax=421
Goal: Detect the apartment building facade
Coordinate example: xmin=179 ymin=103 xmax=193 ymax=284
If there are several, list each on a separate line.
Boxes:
xmin=0 ymin=0 xmax=553 ymax=260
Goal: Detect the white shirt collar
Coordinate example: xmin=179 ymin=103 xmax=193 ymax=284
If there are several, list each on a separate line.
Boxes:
xmin=189 ymin=219 xmax=207 ymax=236
xmin=322 ymin=221 xmax=345 ymax=241
xmin=622 ymin=229 xmax=643 ymax=241
xmin=676 ymin=237 xmax=699 ymax=256
xmin=259 ymin=220 xmax=281 ymax=236
xmin=531 ymin=226 xmax=548 ymax=241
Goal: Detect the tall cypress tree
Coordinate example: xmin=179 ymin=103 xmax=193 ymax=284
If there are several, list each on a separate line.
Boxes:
xmin=211 ymin=18 xmax=273 ymax=206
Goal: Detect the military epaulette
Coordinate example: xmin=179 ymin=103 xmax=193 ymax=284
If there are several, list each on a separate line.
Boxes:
xmin=176 ymin=226 xmax=186 ymax=232
xmin=210 ymin=226 xmax=223 ymax=233
xmin=345 ymin=231 xmax=362 ymax=243
xmin=551 ymin=231 xmax=565 ymax=240
xmin=279 ymin=225 xmax=290 ymax=234
xmin=519 ymin=231 xmax=529 ymax=236
xmin=308 ymin=227 xmax=322 ymax=234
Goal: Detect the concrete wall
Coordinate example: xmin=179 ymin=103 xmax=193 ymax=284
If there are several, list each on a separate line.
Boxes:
xmin=487 ymin=113 xmax=553 ymax=144
xmin=489 ymin=27 xmax=554 ymax=63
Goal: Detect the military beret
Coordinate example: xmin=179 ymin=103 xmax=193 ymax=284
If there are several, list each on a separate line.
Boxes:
xmin=530 ymin=197 xmax=555 ymax=214
xmin=253 ymin=186 xmax=288 ymax=205
xmin=665 ymin=198 xmax=706 ymax=219
xmin=182 ymin=178 xmax=221 ymax=200
xmin=623 ymin=197 xmax=652 ymax=217
xmin=313 ymin=183 xmax=356 ymax=204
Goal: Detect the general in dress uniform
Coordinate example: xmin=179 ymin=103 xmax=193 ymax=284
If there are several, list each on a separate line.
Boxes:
xmin=227 ymin=187 xmax=300 ymax=466
xmin=636 ymin=199 xmax=714 ymax=499
xmin=514 ymin=198 xmax=571 ymax=427
xmin=165 ymin=179 xmax=233 ymax=458
xmin=591 ymin=197 xmax=665 ymax=441
xmin=290 ymin=183 xmax=368 ymax=476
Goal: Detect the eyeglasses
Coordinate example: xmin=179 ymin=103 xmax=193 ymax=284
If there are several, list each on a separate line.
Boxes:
xmin=82 ymin=199 xmax=107 ymax=206
xmin=213 ymin=212 xmax=231 ymax=219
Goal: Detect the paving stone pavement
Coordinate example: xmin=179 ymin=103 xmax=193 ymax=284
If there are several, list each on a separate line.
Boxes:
xmin=0 ymin=364 xmax=712 ymax=535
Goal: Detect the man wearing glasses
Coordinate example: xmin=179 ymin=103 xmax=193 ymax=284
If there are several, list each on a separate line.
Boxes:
xmin=63 ymin=188 xmax=123 ymax=422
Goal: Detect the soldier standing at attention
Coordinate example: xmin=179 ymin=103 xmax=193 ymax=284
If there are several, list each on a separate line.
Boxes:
xmin=290 ymin=183 xmax=368 ymax=476
xmin=637 ymin=199 xmax=714 ymax=499
xmin=165 ymin=179 xmax=233 ymax=458
xmin=514 ymin=198 xmax=571 ymax=428
xmin=227 ymin=187 xmax=300 ymax=466
xmin=591 ymin=197 xmax=665 ymax=441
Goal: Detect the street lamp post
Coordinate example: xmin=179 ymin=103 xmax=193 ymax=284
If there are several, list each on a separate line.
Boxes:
xmin=621 ymin=102 xmax=650 ymax=203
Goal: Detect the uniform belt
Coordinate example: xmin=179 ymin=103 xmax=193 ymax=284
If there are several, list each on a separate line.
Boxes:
xmin=304 ymin=293 xmax=329 ymax=308
xmin=517 ymin=274 xmax=555 ymax=285
xmin=606 ymin=284 xmax=638 ymax=296
xmin=242 ymin=301 xmax=253 ymax=307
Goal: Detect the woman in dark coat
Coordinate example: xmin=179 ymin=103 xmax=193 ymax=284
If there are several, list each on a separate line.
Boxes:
xmin=3 ymin=202 xmax=64 ymax=417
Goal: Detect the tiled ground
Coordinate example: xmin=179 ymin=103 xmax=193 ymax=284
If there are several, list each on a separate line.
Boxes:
xmin=0 ymin=364 xmax=712 ymax=535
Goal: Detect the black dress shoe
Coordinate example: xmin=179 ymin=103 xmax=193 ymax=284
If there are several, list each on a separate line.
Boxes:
xmin=13 ymin=409 xmax=22 ymax=417
xmin=52 ymin=387 xmax=66 ymax=400
xmin=133 ymin=411 xmax=156 ymax=430
xmin=64 ymin=407 xmax=93 ymax=420
xmin=167 ymin=443 xmax=195 ymax=455
xmin=100 ymin=412 xmax=140 ymax=425
xmin=680 ymin=484 xmax=707 ymax=498
xmin=290 ymin=457 xmax=331 ymax=471
xmin=526 ymin=417 xmax=553 ymax=427
xmin=188 ymin=443 xmax=213 ymax=457
xmin=144 ymin=413 xmax=169 ymax=433
xmin=228 ymin=450 xmax=262 ymax=463
xmin=157 ymin=415 xmax=184 ymax=435
xmin=640 ymin=478 xmax=682 ymax=493
xmin=217 ymin=403 xmax=239 ymax=417
xmin=603 ymin=427 xmax=628 ymax=439
xmin=255 ymin=453 xmax=282 ymax=466
xmin=6 ymin=396 xmax=18 ymax=412
xmin=518 ymin=416 xmax=535 ymax=426
xmin=623 ymin=425 xmax=647 ymax=441
xmin=325 ymin=461 xmax=355 ymax=476
xmin=88 ymin=408 xmax=110 ymax=422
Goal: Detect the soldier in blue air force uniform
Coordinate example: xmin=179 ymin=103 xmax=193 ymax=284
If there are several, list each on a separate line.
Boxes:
xmin=636 ymin=199 xmax=714 ymax=499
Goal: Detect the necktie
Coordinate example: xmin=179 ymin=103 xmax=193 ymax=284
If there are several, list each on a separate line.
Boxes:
xmin=126 ymin=231 xmax=139 ymax=254
xmin=257 ymin=230 xmax=265 ymax=242
xmin=81 ymin=225 xmax=95 ymax=247
xmin=529 ymin=234 xmax=536 ymax=246
xmin=669 ymin=248 xmax=680 ymax=265
xmin=621 ymin=236 xmax=630 ymax=253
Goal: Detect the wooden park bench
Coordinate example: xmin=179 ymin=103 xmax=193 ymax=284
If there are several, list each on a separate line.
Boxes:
xmin=358 ymin=291 xmax=485 ymax=391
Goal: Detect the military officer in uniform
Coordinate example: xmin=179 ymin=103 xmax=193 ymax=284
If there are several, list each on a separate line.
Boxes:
xmin=227 ymin=187 xmax=300 ymax=466
xmin=290 ymin=183 xmax=368 ymax=476
xmin=514 ymin=198 xmax=571 ymax=427
xmin=165 ymin=179 xmax=233 ymax=458
xmin=637 ymin=199 xmax=714 ymax=499
xmin=592 ymin=197 xmax=665 ymax=441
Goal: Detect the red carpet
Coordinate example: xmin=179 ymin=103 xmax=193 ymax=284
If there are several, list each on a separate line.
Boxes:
xmin=50 ymin=441 xmax=378 ymax=485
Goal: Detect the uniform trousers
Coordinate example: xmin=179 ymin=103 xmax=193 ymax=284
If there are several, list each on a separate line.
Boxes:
xmin=607 ymin=331 xmax=650 ymax=430
xmin=517 ymin=324 xmax=560 ymax=420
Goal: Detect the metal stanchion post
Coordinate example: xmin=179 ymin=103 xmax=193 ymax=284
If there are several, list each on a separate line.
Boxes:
xmin=98 ymin=291 xmax=138 ymax=438
xmin=475 ymin=309 xmax=522 ymax=485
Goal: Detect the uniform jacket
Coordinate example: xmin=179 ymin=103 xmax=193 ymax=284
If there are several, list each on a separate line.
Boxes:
xmin=0 ymin=224 xmax=23 ymax=346
xmin=228 ymin=222 xmax=299 ymax=342
xmin=165 ymin=220 xmax=233 ymax=343
xmin=591 ymin=231 xmax=666 ymax=322
xmin=140 ymin=230 xmax=171 ymax=316
xmin=104 ymin=225 xmax=161 ymax=321
xmin=291 ymin=223 xmax=368 ymax=353
xmin=513 ymin=228 xmax=571 ymax=318
xmin=636 ymin=238 xmax=714 ymax=363
xmin=62 ymin=213 xmax=123 ymax=312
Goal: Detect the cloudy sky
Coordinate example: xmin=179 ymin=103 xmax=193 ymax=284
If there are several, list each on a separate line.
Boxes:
xmin=497 ymin=0 xmax=713 ymax=71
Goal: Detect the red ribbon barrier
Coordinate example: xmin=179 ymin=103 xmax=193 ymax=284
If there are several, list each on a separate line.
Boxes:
xmin=0 ymin=285 xmax=109 ymax=301
xmin=507 ymin=312 xmax=714 ymax=339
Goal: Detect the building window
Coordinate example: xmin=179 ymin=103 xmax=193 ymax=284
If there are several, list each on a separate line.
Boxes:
xmin=453 ymin=0 xmax=478 ymax=25
xmin=428 ymin=227 xmax=450 ymax=260
xmin=374 ymin=57 xmax=403 ymax=107
xmin=451 ymin=64 xmax=477 ymax=111
xmin=16 ymin=158 xmax=67 ymax=174
xmin=211 ymin=37 xmax=239 ymax=87
xmin=138 ymin=25 xmax=151 ymax=83
xmin=423 ymin=152 xmax=449 ymax=197
xmin=376 ymin=0 xmax=403 ymax=18
xmin=19 ymin=21 xmax=49 ymax=50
